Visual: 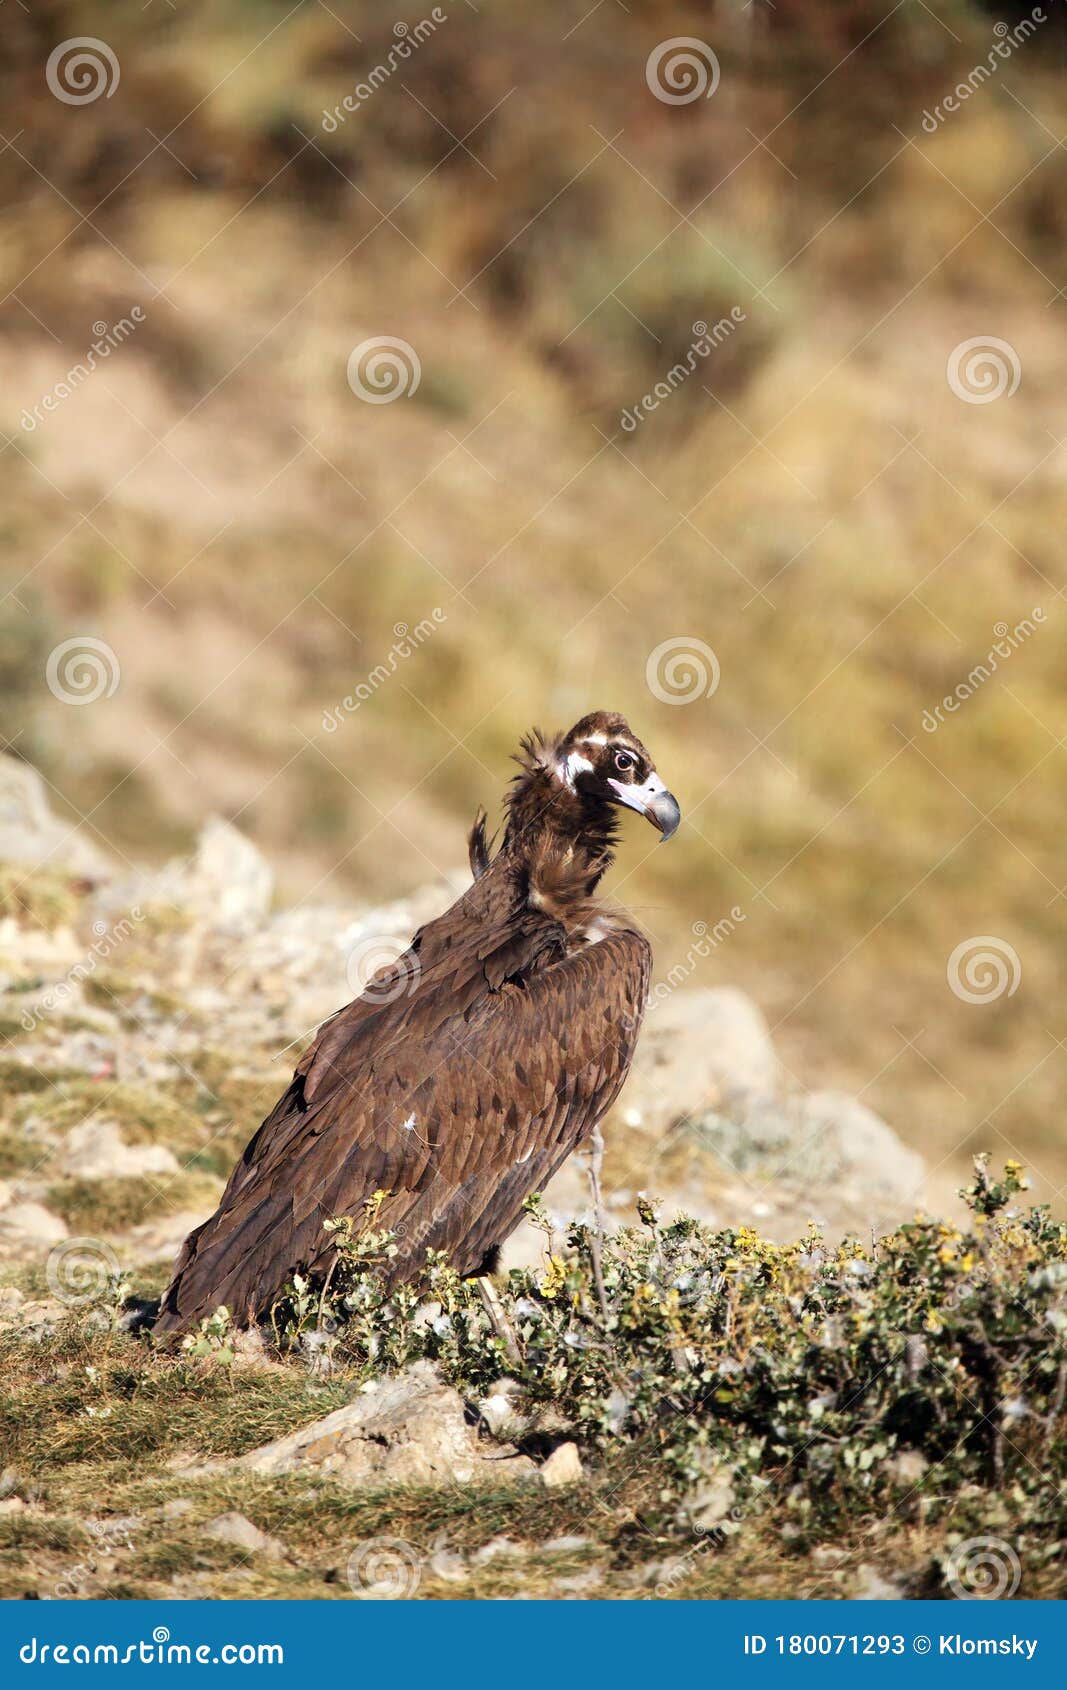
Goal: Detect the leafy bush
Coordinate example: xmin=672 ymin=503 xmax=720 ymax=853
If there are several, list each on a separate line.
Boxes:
xmin=270 ymin=1158 xmax=1066 ymax=1533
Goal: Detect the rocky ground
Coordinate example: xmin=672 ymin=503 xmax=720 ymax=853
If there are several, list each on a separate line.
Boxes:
xmin=3 ymin=754 xmax=1061 ymax=1601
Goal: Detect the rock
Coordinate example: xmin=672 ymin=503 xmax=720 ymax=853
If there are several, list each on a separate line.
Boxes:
xmin=883 ymin=1448 xmax=928 ymax=1487
xmin=553 ymin=1568 xmax=603 ymax=1592
xmin=162 ymin=1499 xmax=193 ymax=1519
xmin=161 ymin=818 xmax=273 ymax=924
xmin=0 ymin=756 xmax=111 ymax=879
xmin=239 ymin=1362 xmax=536 ymax=1489
xmin=0 ymin=1497 xmax=26 ymax=1516
xmin=426 ymin=1542 xmax=468 ymax=1582
xmin=0 ymin=1202 xmax=68 ymax=1250
xmin=477 ymin=1378 xmax=527 ymax=1438
xmin=128 ymin=1210 xmax=211 ymax=1264
xmin=540 ymin=1442 xmax=583 ymax=1489
xmin=852 ymin=1562 xmax=905 ymax=1600
xmin=204 ymin=1512 xmax=283 ymax=1558
xmin=542 ymin=1535 xmax=591 ymax=1554
xmin=678 ymin=1464 xmax=736 ymax=1532
xmin=630 ymin=987 xmax=778 ymax=1127
xmin=470 ymin=1537 xmax=525 ymax=1565
xmin=59 ymin=1119 xmax=180 ymax=1180
xmin=693 ymin=1090 xmax=923 ymax=1207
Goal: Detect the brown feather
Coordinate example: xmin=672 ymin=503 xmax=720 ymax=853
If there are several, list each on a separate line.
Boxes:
xmin=154 ymin=713 xmax=668 ymax=1336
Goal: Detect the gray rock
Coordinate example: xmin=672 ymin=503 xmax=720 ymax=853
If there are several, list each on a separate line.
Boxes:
xmin=127 ymin=1210 xmax=212 ymax=1264
xmin=852 ymin=1562 xmax=905 ymax=1600
xmin=160 ymin=818 xmax=273 ymax=924
xmin=470 ymin=1537 xmax=525 ymax=1565
xmin=203 ymin=1512 xmax=283 ymax=1559
xmin=540 ymin=1441 xmax=583 ymax=1489
xmin=0 ymin=756 xmax=111 ymax=880
xmin=622 ymin=987 xmax=778 ymax=1132
xmin=693 ymin=1089 xmax=923 ymax=1204
xmin=59 ymin=1119 xmax=180 ymax=1180
xmin=239 ymin=1361 xmax=536 ymax=1489
xmin=883 ymin=1448 xmax=929 ymax=1487
xmin=0 ymin=1202 xmax=68 ymax=1250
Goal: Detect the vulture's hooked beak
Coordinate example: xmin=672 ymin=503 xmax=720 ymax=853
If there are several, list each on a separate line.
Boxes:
xmin=607 ymin=771 xmax=682 ymax=841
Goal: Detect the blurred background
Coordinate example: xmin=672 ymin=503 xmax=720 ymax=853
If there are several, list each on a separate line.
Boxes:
xmin=1 ymin=0 xmax=1065 ymax=1210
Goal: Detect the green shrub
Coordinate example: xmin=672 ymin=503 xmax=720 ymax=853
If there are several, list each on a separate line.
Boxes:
xmin=273 ymin=1158 xmax=1066 ymax=1531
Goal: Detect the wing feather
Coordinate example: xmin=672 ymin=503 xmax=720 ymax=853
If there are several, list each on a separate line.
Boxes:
xmin=156 ymin=904 xmax=649 ymax=1332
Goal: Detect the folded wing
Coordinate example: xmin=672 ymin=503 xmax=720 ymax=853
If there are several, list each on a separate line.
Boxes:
xmin=155 ymin=906 xmax=649 ymax=1333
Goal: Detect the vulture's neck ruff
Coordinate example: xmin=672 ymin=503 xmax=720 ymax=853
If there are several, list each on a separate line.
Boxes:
xmin=505 ymin=731 xmax=620 ymax=868
xmin=492 ymin=721 xmax=675 ymax=933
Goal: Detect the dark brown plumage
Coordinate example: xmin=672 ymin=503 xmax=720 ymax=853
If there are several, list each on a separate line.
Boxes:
xmin=154 ymin=711 xmax=680 ymax=1335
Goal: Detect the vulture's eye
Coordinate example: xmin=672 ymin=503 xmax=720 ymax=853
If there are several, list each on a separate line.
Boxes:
xmin=613 ymin=749 xmax=637 ymax=774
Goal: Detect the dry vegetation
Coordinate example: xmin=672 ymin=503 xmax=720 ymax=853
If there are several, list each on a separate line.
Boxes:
xmin=0 ymin=1158 xmax=1064 ymax=1600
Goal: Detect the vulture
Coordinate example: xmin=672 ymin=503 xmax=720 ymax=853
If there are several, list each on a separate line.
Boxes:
xmin=154 ymin=711 xmax=680 ymax=1335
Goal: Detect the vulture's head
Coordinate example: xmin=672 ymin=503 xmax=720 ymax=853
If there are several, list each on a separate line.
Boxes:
xmin=552 ymin=710 xmax=681 ymax=840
